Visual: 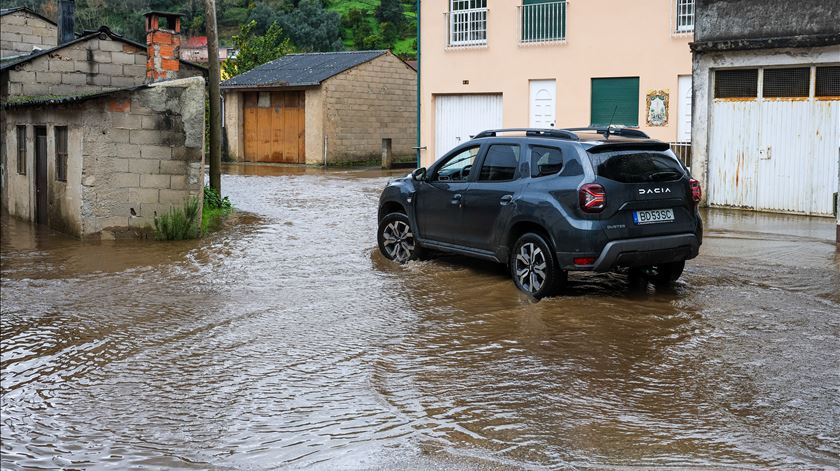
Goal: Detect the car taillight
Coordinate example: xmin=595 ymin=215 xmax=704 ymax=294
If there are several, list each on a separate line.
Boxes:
xmin=579 ymin=183 xmax=606 ymax=213
xmin=689 ymin=179 xmax=702 ymax=204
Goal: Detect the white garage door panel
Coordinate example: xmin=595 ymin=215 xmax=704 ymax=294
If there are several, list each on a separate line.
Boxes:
xmin=757 ymin=101 xmax=815 ymax=214
xmin=811 ymin=101 xmax=840 ymax=216
xmin=435 ymin=94 xmax=503 ymax=159
xmin=709 ymin=93 xmax=839 ymax=216
xmin=708 ymin=100 xmax=761 ymax=209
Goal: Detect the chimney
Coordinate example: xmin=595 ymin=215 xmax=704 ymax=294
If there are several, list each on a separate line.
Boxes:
xmin=143 ymin=11 xmax=182 ymax=83
xmin=58 ymin=0 xmax=75 ymax=45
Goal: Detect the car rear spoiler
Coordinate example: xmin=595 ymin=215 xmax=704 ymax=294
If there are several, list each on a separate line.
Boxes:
xmin=586 ymin=141 xmax=671 ymax=154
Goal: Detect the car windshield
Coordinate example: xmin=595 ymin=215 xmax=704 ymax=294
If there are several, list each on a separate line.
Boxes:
xmin=588 ymin=150 xmax=686 ymax=183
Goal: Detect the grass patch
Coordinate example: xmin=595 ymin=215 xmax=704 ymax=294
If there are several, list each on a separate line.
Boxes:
xmin=154 ymin=197 xmax=201 ymax=240
xmin=201 ymin=206 xmax=232 ymax=234
xmin=152 ymin=186 xmax=234 ymax=240
xmin=201 ymin=185 xmax=233 ymax=235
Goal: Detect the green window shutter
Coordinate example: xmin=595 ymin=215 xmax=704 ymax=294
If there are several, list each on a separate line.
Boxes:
xmin=522 ymin=0 xmax=566 ymax=42
xmin=590 ymin=77 xmax=640 ymax=127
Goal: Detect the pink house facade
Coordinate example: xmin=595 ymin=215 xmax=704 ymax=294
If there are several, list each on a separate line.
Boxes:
xmin=419 ymin=0 xmax=695 ymax=166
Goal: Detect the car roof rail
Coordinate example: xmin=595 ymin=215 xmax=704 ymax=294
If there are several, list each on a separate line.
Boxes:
xmin=472 ymin=128 xmax=580 ymax=141
xmin=562 ymin=126 xmax=650 ymax=139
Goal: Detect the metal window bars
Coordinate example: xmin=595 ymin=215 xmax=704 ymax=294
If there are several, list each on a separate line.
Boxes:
xmin=518 ymin=1 xmax=567 ymax=44
xmin=448 ymin=0 xmax=488 ymax=47
xmin=675 ymin=0 xmax=694 ymax=33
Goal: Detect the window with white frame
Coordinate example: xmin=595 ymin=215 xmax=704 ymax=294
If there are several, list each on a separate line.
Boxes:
xmin=449 ymin=0 xmax=487 ymax=47
xmin=675 ymin=0 xmax=694 ymax=32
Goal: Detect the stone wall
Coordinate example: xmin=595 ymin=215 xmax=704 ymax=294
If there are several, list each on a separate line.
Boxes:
xmin=321 ymin=52 xmax=416 ymax=164
xmin=2 ymin=34 xmax=205 ymax=97
xmin=695 ymin=0 xmax=840 ymax=43
xmin=0 ymin=10 xmax=57 ymax=57
xmin=2 ymin=77 xmax=205 ymax=238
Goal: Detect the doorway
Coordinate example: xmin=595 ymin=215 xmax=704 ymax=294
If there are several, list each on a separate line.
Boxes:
xmin=34 ymin=126 xmax=47 ymax=225
xmin=529 ymin=79 xmax=556 ymax=128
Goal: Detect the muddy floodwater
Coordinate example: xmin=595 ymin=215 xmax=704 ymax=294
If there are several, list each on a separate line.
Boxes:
xmin=2 ymin=165 xmax=839 ymax=470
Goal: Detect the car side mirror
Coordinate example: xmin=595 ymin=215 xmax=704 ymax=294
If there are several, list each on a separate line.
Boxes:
xmin=411 ymin=167 xmax=427 ymax=181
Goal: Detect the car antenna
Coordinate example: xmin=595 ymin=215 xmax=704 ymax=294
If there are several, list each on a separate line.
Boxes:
xmin=605 ymin=105 xmax=618 ymax=140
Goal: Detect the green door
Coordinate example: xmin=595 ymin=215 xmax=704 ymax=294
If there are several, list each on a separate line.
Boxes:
xmin=590 ymin=77 xmax=640 ymax=127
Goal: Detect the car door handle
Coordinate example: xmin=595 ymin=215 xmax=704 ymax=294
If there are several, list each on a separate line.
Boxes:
xmin=500 ymin=194 xmax=513 ymax=206
xmin=451 ymin=194 xmax=462 ymax=206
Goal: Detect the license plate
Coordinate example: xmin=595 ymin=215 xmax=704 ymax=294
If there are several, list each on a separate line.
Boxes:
xmin=633 ymin=209 xmax=674 ymax=225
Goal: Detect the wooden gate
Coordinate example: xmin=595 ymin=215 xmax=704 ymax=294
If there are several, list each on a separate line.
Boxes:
xmin=243 ymin=91 xmax=305 ymax=163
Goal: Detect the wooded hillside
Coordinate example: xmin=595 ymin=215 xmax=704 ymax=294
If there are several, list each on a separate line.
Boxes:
xmin=0 ymin=0 xmax=418 ymax=58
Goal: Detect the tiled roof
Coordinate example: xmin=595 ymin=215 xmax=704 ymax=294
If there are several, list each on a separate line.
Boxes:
xmin=220 ymin=50 xmax=387 ymax=89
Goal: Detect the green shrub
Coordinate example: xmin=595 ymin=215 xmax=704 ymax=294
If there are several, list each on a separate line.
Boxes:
xmin=154 ymin=197 xmax=201 ymax=240
xmin=201 ymin=186 xmax=233 ymax=234
xmin=204 ymin=185 xmax=232 ymax=210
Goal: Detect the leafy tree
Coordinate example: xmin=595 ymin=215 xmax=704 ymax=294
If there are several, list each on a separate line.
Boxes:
xmin=375 ymin=0 xmax=403 ymax=29
xmin=272 ymin=0 xmax=343 ymax=52
xmin=343 ymin=9 xmax=372 ymax=50
xmin=221 ymin=20 xmax=294 ymax=78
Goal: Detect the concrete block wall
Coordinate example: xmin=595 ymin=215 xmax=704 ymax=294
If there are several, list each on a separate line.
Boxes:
xmin=2 ymin=76 xmax=206 ymax=238
xmin=0 ymin=11 xmax=57 ymax=58
xmin=321 ymin=52 xmax=417 ymax=164
xmin=3 ymin=35 xmax=206 ymax=98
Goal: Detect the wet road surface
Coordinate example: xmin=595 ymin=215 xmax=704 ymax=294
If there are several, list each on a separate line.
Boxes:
xmin=2 ymin=165 xmax=839 ymax=470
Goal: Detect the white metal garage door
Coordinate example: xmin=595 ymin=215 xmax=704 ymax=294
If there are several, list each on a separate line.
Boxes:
xmin=708 ymin=66 xmax=839 ymax=216
xmin=435 ymin=94 xmax=503 ymax=159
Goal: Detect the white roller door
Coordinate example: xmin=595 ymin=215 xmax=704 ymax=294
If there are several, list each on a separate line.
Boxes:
xmin=434 ymin=94 xmax=503 ymax=159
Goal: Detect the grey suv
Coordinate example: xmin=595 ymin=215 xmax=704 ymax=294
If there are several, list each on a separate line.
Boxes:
xmin=377 ymin=128 xmax=703 ymax=298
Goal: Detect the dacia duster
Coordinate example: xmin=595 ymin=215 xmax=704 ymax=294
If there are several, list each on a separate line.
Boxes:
xmin=377 ymin=128 xmax=703 ymax=298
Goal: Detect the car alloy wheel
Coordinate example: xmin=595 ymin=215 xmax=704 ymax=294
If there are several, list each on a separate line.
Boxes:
xmin=515 ymin=242 xmax=547 ymax=294
xmin=381 ymin=219 xmax=415 ymax=263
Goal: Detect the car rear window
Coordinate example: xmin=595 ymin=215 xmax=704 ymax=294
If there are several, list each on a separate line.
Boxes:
xmin=588 ymin=151 xmax=685 ymax=183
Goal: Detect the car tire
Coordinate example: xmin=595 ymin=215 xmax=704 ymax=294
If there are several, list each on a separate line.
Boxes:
xmin=651 ymin=260 xmax=685 ymax=285
xmin=378 ymin=212 xmax=423 ymax=264
xmin=510 ymin=233 xmax=564 ymax=299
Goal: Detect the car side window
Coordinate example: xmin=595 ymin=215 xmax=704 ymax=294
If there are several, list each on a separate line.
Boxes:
xmin=478 ymin=144 xmax=520 ymax=182
xmin=530 ymin=146 xmax=564 ymax=177
xmin=433 ymin=146 xmax=480 ymax=182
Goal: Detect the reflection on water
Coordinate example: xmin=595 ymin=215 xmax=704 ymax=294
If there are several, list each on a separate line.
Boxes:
xmin=2 ymin=167 xmax=838 ymax=469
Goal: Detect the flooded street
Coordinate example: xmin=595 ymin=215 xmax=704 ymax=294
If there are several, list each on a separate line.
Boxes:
xmin=2 ymin=166 xmax=839 ymax=470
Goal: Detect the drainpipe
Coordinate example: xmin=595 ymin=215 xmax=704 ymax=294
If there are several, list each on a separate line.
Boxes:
xmin=415 ymin=0 xmax=421 ymax=169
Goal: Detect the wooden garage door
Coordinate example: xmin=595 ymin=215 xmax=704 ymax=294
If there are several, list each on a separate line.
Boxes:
xmin=243 ymin=91 xmax=305 ymax=163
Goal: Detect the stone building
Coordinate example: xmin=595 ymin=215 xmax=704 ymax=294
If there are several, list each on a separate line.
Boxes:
xmin=1 ymin=9 xmax=207 ymax=239
xmin=221 ymin=50 xmax=416 ymax=165
xmin=0 ymin=26 xmax=205 ymax=97
xmin=689 ymin=0 xmax=839 ymax=232
xmin=0 ymin=7 xmax=57 ymax=58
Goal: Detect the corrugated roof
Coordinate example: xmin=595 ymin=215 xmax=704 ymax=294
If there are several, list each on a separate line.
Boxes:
xmin=3 ymin=84 xmax=148 ymax=110
xmin=220 ymin=50 xmax=387 ymax=89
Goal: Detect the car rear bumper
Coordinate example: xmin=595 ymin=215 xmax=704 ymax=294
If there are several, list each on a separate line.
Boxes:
xmin=557 ymin=233 xmax=700 ymax=272
xmin=591 ymin=233 xmax=700 ymax=272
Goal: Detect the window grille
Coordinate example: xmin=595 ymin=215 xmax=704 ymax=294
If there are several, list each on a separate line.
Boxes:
xmin=519 ymin=1 xmax=567 ymax=44
xmin=16 ymin=125 xmax=26 ymax=175
xmin=714 ymin=69 xmax=758 ymax=99
xmin=763 ymin=67 xmax=810 ymax=98
xmin=449 ymin=0 xmax=487 ymax=47
xmin=815 ymin=66 xmax=840 ymax=97
xmin=675 ymin=0 xmax=694 ymax=33
xmin=55 ymin=126 xmax=68 ymax=182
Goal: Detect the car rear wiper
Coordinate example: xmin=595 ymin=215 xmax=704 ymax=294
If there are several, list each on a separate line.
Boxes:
xmin=649 ymin=171 xmax=682 ymax=182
